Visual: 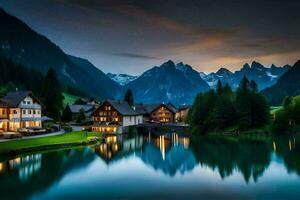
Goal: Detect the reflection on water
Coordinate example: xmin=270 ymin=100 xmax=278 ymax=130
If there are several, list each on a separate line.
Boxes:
xmin=0 ymin=154 xmax=42 ymax=182
xmin=1 ymin=133 xmax=300 ymax=199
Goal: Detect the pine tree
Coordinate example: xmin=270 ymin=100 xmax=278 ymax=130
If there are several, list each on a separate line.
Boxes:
xmin=250 ymin=80 xmax=258 ymax=93
xmin=76 ymin=108 xmax=86 ymax=123
xmin=283 ymin=96 xmax=293 ymax=109
xmin=61 ymin=105 xmax=73 ymax=122
xmin=42 ymin=68 xmax=63 ymax=120
xmin=216 ymin=79 xmax=223 ymax=95
xmin=240 ymin=76 xmax=250 ymax=91
xmin=251 ymin=93 xmax=270 ymax=127
xmin=188 ymin=90 xmax=216 ymax=134
xmin=213 ymin=95 xmax=236 ymax=129
xmin=124 ymin=89 xmax=134 ymax=106
xmin=223 ymin=84 xmax=232 ymax=95
xmin=236 ymin=76 xmax=251 ymax=129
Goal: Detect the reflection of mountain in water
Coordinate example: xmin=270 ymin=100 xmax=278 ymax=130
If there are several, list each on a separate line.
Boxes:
xmin=137 ymin=143 xmax=197 ymax=176
xmin=0 ymin=148 xmax=95 ymax=200
xmin=93 ymin=134 xmax=197 ymax=176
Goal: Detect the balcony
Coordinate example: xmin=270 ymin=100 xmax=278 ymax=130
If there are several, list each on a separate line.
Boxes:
xmin=19 ymin=104 xmax=41 ymax=109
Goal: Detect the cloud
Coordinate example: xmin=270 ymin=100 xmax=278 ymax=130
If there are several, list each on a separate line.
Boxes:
xmin=112 ymin=53 xmax=160 ymax=60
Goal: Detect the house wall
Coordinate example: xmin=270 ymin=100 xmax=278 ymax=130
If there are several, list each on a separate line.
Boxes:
xmin=122 ymin=115 xmax=143 ymax=126
xmin=175 ymin=108 xmax=190 ymax=122
xmin=9 ymin=108 xmax=21 ymax=120
xmin=93 ymin=102 xmax=122 ymax=125
xmin=0 ymin=122 xmax=8 ymax=132
xmin=150 ymin=105 xmax=174 ymax=123
xmin=0 ymin=108 xmax=8 ymax=119
xmin=19 ymin=96 xmax=42 ymax=120
xmin=0 ymin=95 xmax=42 ymax=132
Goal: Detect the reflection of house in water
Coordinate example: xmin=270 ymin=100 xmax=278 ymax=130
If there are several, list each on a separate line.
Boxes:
xmin=0 ymin=154 xmax=42 ymax=181
xmin=92 ymin=132 xmax=196 ymax=176
xmin=93 ymin=135 xmax=144 ymax=161
xmin=138 ymin=133 xmax=196 ymax=176
xmin=152 ymin=133 xmax=190 ymax=160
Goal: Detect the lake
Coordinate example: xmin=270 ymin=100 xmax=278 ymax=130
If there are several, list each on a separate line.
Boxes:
xmin=0 ymin=132 xmax=300 ymax=199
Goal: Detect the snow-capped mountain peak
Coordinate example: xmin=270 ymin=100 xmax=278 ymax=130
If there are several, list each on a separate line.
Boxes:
xmin=200 ymin=62 xmax=290 ymax=90
xmin=107 ymin=73 xmax=138 ymax=86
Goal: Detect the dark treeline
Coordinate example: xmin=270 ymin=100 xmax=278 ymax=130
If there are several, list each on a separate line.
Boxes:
xmin=0 ymin=56 xmax=44 ymax=96
xmin=0 ymin=56 xmax=84 ymax=120
xmin=272 ymin=95 xmax=300 ymax=133
xmin=188 ymin=76 xmax=270 ymax=134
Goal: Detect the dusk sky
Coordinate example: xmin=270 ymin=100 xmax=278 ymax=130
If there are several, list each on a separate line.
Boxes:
xmin=1 ymin=0 xmax=300 ymax=75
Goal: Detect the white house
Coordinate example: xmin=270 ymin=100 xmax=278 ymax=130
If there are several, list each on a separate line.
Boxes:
xmin=0 ymin=91 xmax=42 ymax=132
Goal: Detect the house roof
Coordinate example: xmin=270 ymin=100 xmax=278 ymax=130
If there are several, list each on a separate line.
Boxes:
xmin=135 ymin=103 xmax=176 ymax=114
xmin=177 ymin=105 xmax=191 ymax=111
xmin=167 ymin=102 xmax=178 ymax=113
xmin=134 ymin=103 xmax=148 ymax=115
xmin=106 ymin=100 xmax=139 ymax=116
xmin=0 ymin=100 xmax=9 ymax=107
xmin=68 ymin=104 xmax=95 ymax=113
xmin=0 ymin=91 xmax=40 ymax=107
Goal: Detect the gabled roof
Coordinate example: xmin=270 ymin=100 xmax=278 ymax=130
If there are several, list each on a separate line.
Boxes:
xmin=134 ymin=103 xmax=148 ymax=115
xmin=135 ymin=103 xmax=176 ymax=114
xmin=143 ymin=104 xmax=162 ymax=114
xmin=68 ymin=104 xmax=95 ymax=113
xmin=167 ymin=102 xmax=178 ymax=113
xmin=177 ymin=105 xmax=191 ymax=111
xmin=0 ymin=100 xmax=9 ymax=107
xmin=99 ymin=100 xmax=140 ymax=116
xmin=0 ymin=91 xmax=40 ymax=107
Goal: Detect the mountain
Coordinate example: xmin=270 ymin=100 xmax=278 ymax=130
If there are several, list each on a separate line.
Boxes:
xmin=124 ymin=60 xmax=210 ymax=105
xmin=106 ymin=73 xmax=138 ymax=86
xmin=0 ymin=8 xmax=120 ymax=99
xmin=202 ymin=67 xmax=233 ymax=88
xmin=201 ymin=62 xmax=290 ymax=90
xmin=262 ymin=60 xmax=300 ymax=105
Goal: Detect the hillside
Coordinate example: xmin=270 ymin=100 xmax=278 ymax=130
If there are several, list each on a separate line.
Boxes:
xmin=0 ymin=8 xmax=120 ymax=99
xmin=262 ymin=60 xmax=300 ymax=105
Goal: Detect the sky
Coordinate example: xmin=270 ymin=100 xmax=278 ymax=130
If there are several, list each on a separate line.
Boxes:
xmin=1 ymin=0 xmax=300 ymax=75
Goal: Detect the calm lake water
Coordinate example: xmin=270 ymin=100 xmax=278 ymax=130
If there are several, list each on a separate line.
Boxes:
xmin=1 ymin=133 xmax=300 ymax=200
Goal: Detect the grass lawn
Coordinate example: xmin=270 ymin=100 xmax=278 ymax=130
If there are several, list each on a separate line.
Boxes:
xmin=0 ymin=131 xmax=102 ymax=153
xmin=270 ymin=106 xmax=282 ymax=114
xmin=63 ymin=92 xmax=81 ymax=106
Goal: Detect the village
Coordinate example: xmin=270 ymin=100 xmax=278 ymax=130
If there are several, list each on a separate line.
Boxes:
xmin=0 ymin=90 xmax=191 ymax=139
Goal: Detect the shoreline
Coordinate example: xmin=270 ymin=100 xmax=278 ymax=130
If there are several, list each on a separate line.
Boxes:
xmin=0 ymin=140 xmax=97 ymax=160
xmin=0 ymin=131 xmax=103 ymax=158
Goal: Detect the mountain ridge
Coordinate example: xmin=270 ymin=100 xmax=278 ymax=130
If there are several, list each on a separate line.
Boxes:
xmin=123 ymin=60 xmax=210 ymax=105
xmin=262 ymin=60 xmax=300 ymax=105
xmin=0 ymin=8 xmax=120 ymax=99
